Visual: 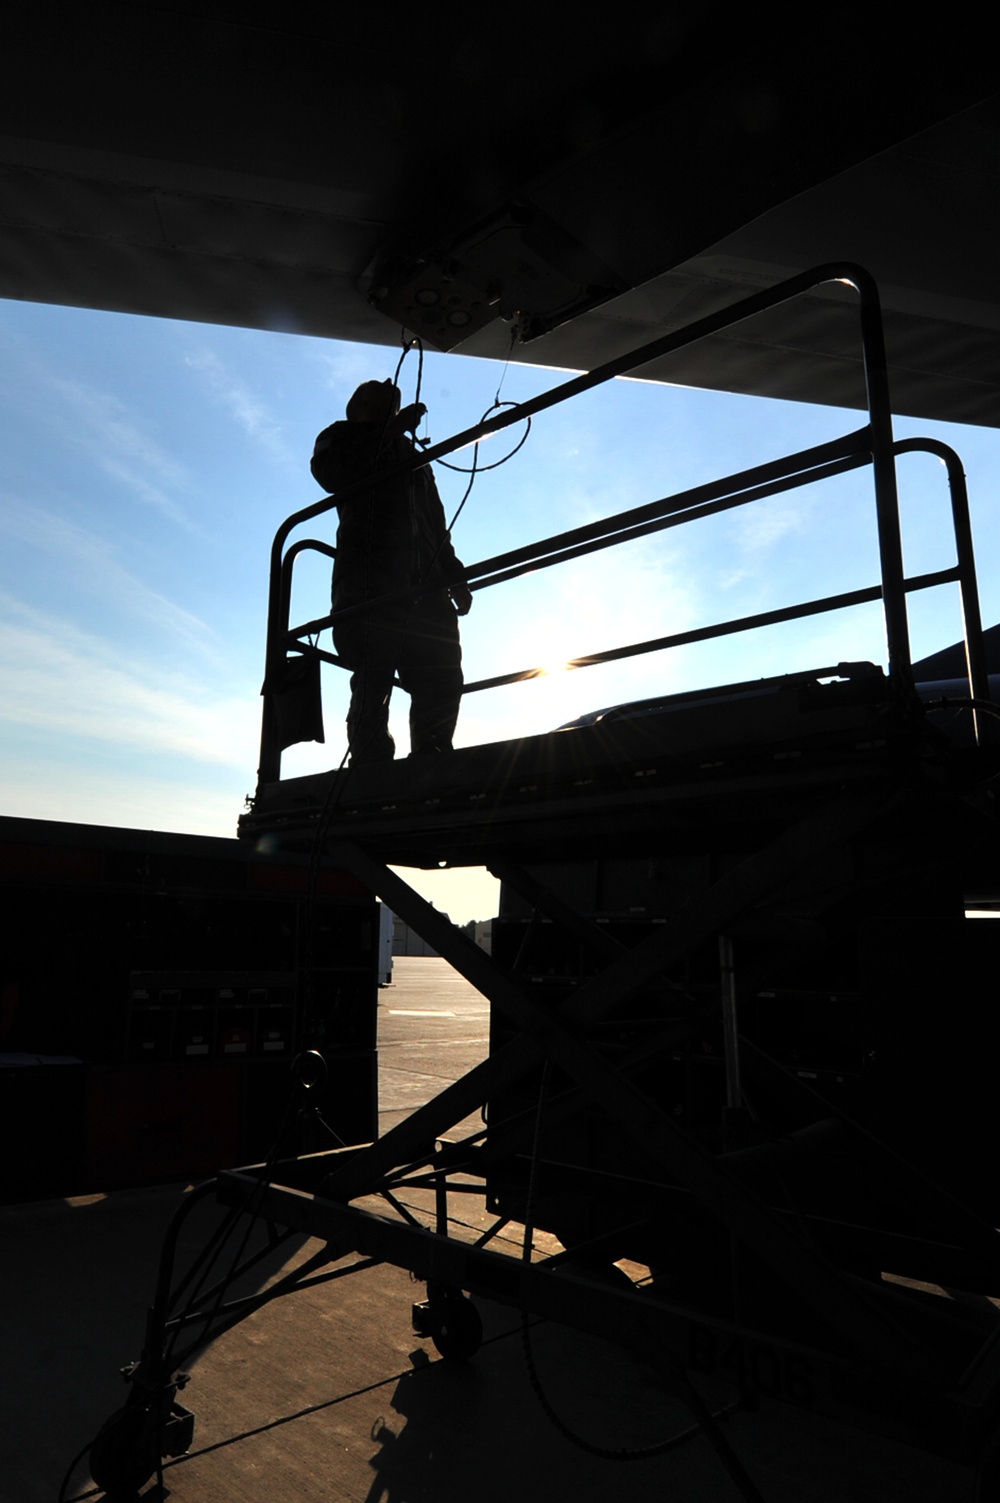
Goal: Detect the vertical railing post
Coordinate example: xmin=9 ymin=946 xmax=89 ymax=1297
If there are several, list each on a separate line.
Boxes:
xmin=895 ymin=437 xmax=991 ymax=747
xmin=932 ymin=451 xmax=989 ymax=746
xmin=852 ymin=268 xmax=914 ymax=697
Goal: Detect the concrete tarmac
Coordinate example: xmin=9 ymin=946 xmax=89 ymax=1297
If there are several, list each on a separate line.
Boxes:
xmin=1 ymin=958 xmax=977 ymax=1502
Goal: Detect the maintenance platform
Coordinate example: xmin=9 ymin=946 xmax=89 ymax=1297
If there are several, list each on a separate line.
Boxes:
xmin=71 ymin=268 xmax=1000 ymax=1502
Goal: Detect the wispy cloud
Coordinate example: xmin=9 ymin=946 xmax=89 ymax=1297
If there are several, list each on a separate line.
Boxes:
xmin=314 ymin=347 xmax=391 ymax=397
xmin=48 ymin=375 xmax=192 ymax=523
xmin=0 ymin=595 xmax=257 ymax=769
xmin=707 ymin=498 xmax=810 ymax=595
xmin=736 ymin=499 xmax=806 ymax=553
xmin=185 ymin=349 xmax=293 ymax=465
xmin=0 ymin=500 xmax=216 ymax=654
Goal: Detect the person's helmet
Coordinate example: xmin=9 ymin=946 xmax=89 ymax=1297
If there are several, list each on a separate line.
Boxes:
xmin=346 ymin=379 xmax=401 ymax=422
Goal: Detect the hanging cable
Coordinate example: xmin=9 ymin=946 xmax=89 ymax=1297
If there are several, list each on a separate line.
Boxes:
xmin=493 ymin=323 xmax=518 ymax=405
xmin=435 ymin=398 xmax=531 ymax=478
xmin=393 ymin=329 xmax=424 ymax=411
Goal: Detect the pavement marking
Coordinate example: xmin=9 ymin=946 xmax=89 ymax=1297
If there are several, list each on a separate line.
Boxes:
xmin=387 ymin=1008 xmax=457 ymax=1017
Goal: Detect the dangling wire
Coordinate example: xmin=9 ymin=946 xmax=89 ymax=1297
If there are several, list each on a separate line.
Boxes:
xmin=493 ymin=324 xmax=517 ymax=404
xmin=444 ymin=427 xmax=480 ymax=536
xmin=435 ymin=399 xmax=531 ymax=477
xmin=393 ymin=330 xmax=424 ymax=422
xmin=435 ymin=397 xmax=530 ymax=539
xmin=423 ymin=324 xmax=529 ymax=489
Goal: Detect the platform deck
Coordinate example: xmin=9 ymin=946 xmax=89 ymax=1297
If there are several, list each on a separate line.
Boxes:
xmin=242 ymin=667 xmax=967 ymax=869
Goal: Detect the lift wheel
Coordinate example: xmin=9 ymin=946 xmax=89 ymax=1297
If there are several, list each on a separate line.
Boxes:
xmin=413 ymin=1286 xmax=483 ymax=1361
xmin=89 ymin=1388 xmax=194 ymax=1499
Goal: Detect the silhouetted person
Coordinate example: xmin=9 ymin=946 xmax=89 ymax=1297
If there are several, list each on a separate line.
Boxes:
xmin=311 ymin=380 xmax=472 ymax=763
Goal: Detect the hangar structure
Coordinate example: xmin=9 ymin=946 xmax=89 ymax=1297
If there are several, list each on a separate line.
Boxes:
xmin=7 ymin=8 xmax=1000 ymax=1502
xmin=2 ymin=7 xmax=999 ymax=426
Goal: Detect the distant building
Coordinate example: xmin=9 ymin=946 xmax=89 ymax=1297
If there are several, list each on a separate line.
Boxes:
xmin=377 ymin=903 xmax=393 ymax=985
xmin=392 ymin=916 xmax=439 ymax=957
xmin=390 ymin=913 xmax=492 ymax=956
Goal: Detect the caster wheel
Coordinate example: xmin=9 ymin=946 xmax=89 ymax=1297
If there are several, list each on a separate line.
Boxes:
xmin=89 ymin=1400 xmax=159 ymax=1499
xmin=89 ymin=1388 xmax=194 ymax=1498
xmin=414 ymin=1288 xmax=483 ymax=1360
xmin=431 ymin=1292 xmax=483 ymax=1361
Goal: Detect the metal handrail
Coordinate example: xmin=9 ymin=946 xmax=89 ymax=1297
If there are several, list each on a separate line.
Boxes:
xmin=282 ymin=439 xmax=981 ymax=713
xmin=462 ymin=436 xmax=985 ymax=704
xmin=285 ymin=431 xmax=872 ymax=642
xmin=256 ymin=264 xmax=951 ymax=785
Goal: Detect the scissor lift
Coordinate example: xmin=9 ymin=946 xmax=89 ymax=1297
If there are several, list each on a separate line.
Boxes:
xmin=87 ymin=268 xmax=1000 ymax=1501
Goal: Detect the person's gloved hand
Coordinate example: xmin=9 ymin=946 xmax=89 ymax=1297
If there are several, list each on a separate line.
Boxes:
xmin=450 ymin=582 xmax=473 ymax=616
xmin=395 ymin=401 xmax=427 ymax=434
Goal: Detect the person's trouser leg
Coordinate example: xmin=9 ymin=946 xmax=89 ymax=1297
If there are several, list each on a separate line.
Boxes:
xmin=398 ymin=593 xmax=463 ymax=754
xmin=334 ymin=613 xmax=402 ymax=763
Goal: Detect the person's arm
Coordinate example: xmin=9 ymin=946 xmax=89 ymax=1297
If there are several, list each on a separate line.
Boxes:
xmin=424 ymin=476 xmax=473 ymax=615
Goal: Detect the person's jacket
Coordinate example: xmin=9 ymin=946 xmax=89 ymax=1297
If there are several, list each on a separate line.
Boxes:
xmin=311 ymin=419 xmax=465 ymax=613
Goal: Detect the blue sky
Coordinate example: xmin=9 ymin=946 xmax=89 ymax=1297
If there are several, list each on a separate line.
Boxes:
xmin=1 ymin=297 xmax=997 ymax=921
